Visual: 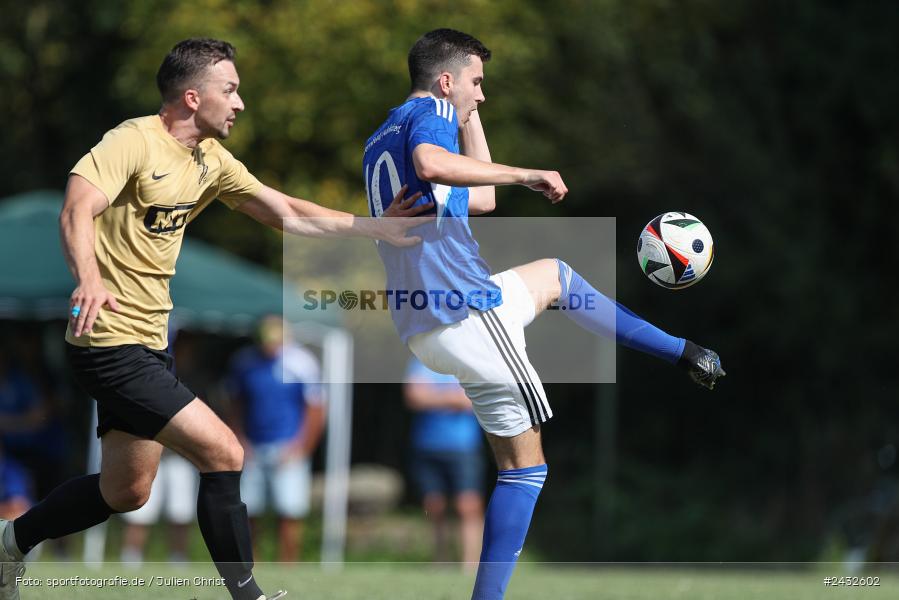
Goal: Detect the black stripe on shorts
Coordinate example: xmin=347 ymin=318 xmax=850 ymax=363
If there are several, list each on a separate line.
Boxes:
xmin=480 ymin=309 xmax=541 ymax=426
xmin=485 ymin=309 xmax=551 ymax=422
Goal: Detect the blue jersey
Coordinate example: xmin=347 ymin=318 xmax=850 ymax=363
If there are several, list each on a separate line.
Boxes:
xmin=228 ymin=345 xmax=322 ymax=445
xmin=363 ymin=96 xmax=502 ymax=342
xmin=0 ymin=367 xmax=66 ymax=459
xmin=0 ymin=458 xmax=31 ymax=503
xmin=406 ymin=358 xmax=482 ymax=453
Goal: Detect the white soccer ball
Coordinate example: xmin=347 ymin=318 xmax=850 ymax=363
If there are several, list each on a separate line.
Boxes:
xmin=636 ymin=212 xmax=714 ymax=289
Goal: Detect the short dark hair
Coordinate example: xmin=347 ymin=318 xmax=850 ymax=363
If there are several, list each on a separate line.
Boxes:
xmin=156 ymin=38 xmax=237 ymax=104
xmin=408 ymin=29 xmax=491 ymax=92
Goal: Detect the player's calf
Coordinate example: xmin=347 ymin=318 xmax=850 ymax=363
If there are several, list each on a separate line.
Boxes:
xmin=553 ymin=258 xmax=727 ymax=386
xmin=3 ymin=473 xmax=119 ymax=567
xmin=471 ymin=464 xmax=548 ymax=600
xmin=554 ymin=258 xmax=687 ymax=364
xmin=196 ymin=471 xmax=261 ymax=599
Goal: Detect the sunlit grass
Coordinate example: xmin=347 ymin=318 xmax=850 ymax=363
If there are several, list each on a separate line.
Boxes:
xmin=16 ymin=562 xmax=899 ymax=599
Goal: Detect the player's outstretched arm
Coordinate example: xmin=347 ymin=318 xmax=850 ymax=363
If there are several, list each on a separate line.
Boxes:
xmin=237 ymin=184 xmax=434 ymax=246
xmin=59 ymin=174 xmax=120 ymax=337
xmin=412 ymin=144 xmax=568 ymax=203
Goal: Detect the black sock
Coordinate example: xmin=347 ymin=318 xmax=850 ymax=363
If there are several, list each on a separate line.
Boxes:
xmin=677 ymin=339 xmax=703 ymax=371
xmin=13 ymin=473 xmax=116 ymax=554
xmin=197 ymin=471 xmax=262 ymax=600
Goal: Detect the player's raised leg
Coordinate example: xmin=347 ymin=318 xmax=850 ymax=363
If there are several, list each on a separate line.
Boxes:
xmin=511 ymin=258 xmax=726 ymax=389
xmin=156 ymin=399 xmax=278 ymax=600
xmin=471 ymin=427 xmax=547 ymax=600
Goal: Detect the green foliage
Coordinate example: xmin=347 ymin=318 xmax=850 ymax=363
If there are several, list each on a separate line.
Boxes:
xmin=3 ymin=0 xmax=899 ymax=562
xmin=100 ymin=0 xmax=548 ymax=212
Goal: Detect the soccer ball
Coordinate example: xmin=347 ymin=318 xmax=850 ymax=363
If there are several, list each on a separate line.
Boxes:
xmin=636 ymin=212 xmax=714 ymax=289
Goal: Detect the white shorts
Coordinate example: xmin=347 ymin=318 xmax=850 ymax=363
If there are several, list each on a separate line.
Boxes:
xmin=409 ymin=270 xmax=552 ymax=438
xmin=241 ymin=442 xmax=312 ymax=519
xmin=121 ymin=452 xmax=198 ymax=525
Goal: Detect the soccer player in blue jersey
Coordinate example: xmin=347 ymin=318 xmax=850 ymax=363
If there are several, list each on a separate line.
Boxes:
xmin=363 ymin=29 xmax=725 ymax=600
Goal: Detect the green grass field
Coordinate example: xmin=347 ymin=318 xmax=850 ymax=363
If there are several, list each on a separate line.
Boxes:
xmin=14 ymin=562 xmax=898 ymax=600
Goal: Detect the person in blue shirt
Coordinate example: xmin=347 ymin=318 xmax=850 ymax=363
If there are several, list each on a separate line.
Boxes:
xmin=0 ymin=345 xmax=68 ymax=503
xmin=405 ymin=357 xmax=484 ymax=568
xmin=363 ymin=29 xmax=726 ymax=600
xmin=228 ymin=316 xmax=325 ymax=563
xmin=0 ymin=449 xmax=31 ymax=522
xmin=0 ymin=342 xmax=68 ymax=559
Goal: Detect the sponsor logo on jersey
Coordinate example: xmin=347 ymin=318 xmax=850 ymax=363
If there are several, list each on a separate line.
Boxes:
xmin=144 ymin=202 xmax=197 ymax=234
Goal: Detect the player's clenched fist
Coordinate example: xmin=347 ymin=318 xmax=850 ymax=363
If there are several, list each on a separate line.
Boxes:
xmin=523 ymin=169 xmax=568 ymax=203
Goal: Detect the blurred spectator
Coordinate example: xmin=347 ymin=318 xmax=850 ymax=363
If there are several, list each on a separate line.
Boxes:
xmin=227 ymin=316 xmax=325 ymax=562
xmin=0 ymin=445 xmax=32 ymax=521
xmin=404 ymin=357 xmax=485 ymax=568
xmin=0 ymin=335 xmax=69 ymax=556
xmin=0 ymin=342 xmax=68 ymax=490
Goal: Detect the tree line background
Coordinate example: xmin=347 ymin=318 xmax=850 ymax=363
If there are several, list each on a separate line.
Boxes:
xmin=2 ymin=0 xmax=898 ymax=562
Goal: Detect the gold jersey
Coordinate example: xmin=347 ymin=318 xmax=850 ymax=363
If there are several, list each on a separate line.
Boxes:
xmin=66 ymin=115 xmax=263 ymax=350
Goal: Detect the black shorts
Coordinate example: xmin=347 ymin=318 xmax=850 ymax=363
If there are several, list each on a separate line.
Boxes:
xmin=66 ymin=343 xmax=196 ymax=439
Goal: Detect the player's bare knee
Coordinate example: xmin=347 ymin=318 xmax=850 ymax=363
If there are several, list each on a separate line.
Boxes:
xmin=191 ymin=428 xmax=244 ymax=472
xmin=536 ymin=258 xmax=563 ymax=300
xmin=513 ymin=259 xmax=562 ymax=308
xmin=538 ymin=258 xmax=559 ymax=271
xmin=103 ymin=479 xmax=153 ymax=512
xmin=209 ymin=437 xmax=244 ymax=472
xmin=225 ymin=440 xmax=245 ymax=471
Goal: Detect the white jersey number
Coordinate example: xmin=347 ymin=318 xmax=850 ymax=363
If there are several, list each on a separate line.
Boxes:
xmin=365 ymin=150 xmax=402 ymax=218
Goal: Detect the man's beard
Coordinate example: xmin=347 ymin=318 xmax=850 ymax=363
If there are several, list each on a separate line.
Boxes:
xmin=198 ymin=114 xmax=230 ymax=140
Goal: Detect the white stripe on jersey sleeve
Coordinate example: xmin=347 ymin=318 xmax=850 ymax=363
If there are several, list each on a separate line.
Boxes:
xmin=448 ymin=103 xmax=455 ymax=122
xmin=432 ymin=97 xmax=441 ymax=116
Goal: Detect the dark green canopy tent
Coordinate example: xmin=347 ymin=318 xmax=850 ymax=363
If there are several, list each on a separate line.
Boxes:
xmin=0 ymin=190 xmax=353 ymax=564
xmin=0 ymin=190 xmax=335 ymax=331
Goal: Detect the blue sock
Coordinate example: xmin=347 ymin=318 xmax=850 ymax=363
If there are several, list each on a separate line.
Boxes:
xmin=471 ymin=464 xmax=547 ymax=600
xmin=556 ymin=259 xmax=685 ymax=363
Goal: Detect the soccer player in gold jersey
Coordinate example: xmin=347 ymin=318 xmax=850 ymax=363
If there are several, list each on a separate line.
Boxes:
xmin=0 ymin=38 xmax=429 ymax=600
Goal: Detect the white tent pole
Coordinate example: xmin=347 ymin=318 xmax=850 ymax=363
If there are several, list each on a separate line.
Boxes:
xmin=82 ymin=401 xmax=106 ymax=566
xmin=320 ymin=327 xmax=353 ymax=569
xmin=78 ymin=321 xmax=348 ymax=567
